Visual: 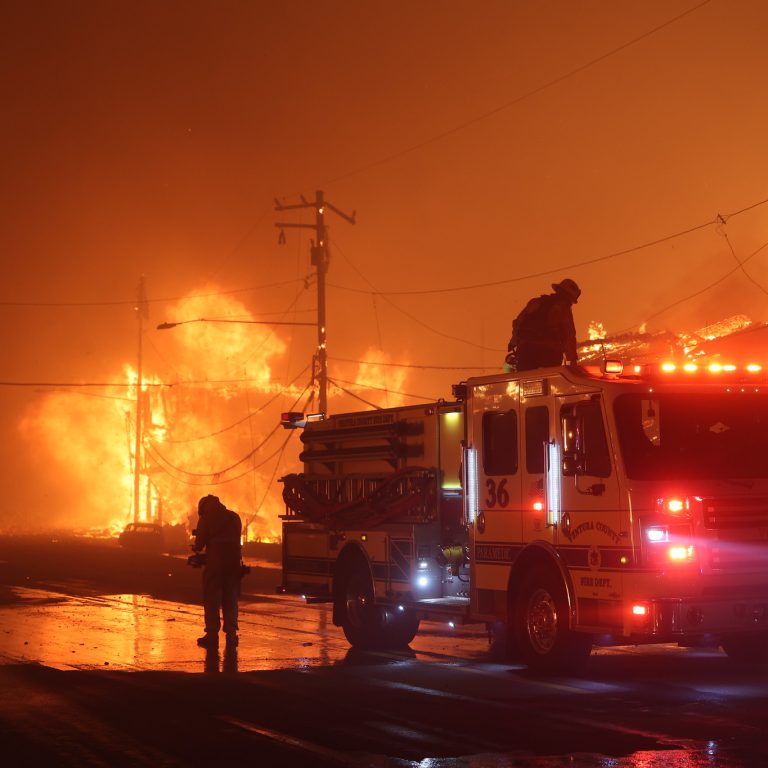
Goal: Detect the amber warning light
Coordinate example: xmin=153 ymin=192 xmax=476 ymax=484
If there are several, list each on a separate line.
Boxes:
xmin=281 ymin=411 xmax=324 ymax=429
xmin=281 ymin=411 xmax=305 ymax=429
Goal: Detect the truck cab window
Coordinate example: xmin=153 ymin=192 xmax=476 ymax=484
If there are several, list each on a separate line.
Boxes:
xmin=525 ymin=406 xmax=549 ymax=474
xmin=561 ymin=399 xmax=612 ymax=478
xmin=482 ymin=410 xmax=518 ymax=476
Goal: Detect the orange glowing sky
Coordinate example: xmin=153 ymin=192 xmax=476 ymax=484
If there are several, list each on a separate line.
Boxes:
xmin=2 ymin=0 xmax=768 ymax=530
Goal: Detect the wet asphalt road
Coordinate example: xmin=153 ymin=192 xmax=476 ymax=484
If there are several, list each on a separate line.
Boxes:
xmin=1 ymin=536 xmax=768 ymax=767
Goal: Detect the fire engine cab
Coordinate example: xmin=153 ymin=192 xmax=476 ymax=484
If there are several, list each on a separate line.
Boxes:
xmin=279 ymin=361 xmax=768 ymax=671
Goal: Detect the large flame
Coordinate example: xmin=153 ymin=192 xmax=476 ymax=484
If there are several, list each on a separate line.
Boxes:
xmin=352 ymin=347 xmax=408 ymax=408
xmin=17 ymin=288 xmax=409 ymax=539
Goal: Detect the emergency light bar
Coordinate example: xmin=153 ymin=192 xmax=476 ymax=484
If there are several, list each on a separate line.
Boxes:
xmin=613 ymin=361 xmax=767 ymax=380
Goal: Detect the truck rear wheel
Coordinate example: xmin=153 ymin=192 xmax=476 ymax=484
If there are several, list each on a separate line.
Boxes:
xmin=338 ymin=562 xmax=420 ymax=650
xmin=514 ymin=565 xmax=592 ymax=674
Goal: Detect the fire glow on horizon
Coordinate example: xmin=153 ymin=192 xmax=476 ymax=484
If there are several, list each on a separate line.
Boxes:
xmin=18 ymin=288 xmax=407 ymax=539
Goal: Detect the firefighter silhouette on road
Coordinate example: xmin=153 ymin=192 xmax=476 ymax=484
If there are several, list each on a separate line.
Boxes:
xmin=193 ymin=495 xmax=242 ymax=650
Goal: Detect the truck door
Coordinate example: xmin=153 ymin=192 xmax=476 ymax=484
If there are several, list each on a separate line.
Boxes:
xmin=467 ymin=382 xmax=523 ymax=619
xmin=521 ymin=401 xmax=558 ymax=546
xmin=557 ymin=393 xmax=626 ymax=628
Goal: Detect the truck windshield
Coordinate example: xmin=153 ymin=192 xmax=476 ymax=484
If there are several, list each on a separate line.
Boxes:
xmin=613 ymin=392 xmax=768 ymax=480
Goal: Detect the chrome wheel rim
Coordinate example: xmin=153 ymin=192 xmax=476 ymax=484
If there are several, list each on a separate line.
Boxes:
xmin=526 ymin=587 xmax=558 ymax=654
xmin=345 ymin=572 xmax=372 ymax=628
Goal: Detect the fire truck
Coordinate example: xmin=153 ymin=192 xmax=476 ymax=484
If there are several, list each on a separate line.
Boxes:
xmin=279 ymin=361 xmax=768 ymax=671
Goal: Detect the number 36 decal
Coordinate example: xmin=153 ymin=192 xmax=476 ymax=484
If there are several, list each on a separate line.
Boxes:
xmin=485 ymin=478 xmax=510 ymax=508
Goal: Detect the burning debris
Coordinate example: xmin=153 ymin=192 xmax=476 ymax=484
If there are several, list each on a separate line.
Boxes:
xmin=579 ymin=315 xmax=762 ymax=366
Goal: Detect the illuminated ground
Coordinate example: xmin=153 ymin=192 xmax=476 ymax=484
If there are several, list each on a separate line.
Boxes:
xmin=1 ymin=536 xmax=768 ymax=767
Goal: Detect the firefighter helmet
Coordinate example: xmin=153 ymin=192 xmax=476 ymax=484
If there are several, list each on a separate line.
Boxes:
xmin=198 ymin=494 xmax=222 ymax=516
xmin=551 ymin=278 xmax=581 ymax=303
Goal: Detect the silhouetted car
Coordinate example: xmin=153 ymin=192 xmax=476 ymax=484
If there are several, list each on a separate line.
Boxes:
xmin=118 ymin=522 xmax=165 ymax=552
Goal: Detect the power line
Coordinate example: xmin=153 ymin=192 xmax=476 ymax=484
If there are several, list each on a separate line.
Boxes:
xmin=0 ymin=279 xmax=306 ymax=309
xmin=144 ymin=439 xmax=292 ymax=487
xmin=148 ymin=421 xmax=282 ymax=479
xmin=0 ymin=377 xmax=302 ymax=388
xmin=162 ymin=365 xmax=310 ymax=444
xmin=146 ymin=378 xmax=312 ymax=480
xmin=320 ymin=0 xmax=712 ymax=188
xmin=331 ymin=238 xmax=503 ymax=353
xmin=244 ymin=386 xmax=316 ymax=529
xmin=617 ymin=237 xmax=768 ymax=331
xmin=329 ymin=194 xmax=768 ymax=297
xmin=330 ymin=356 xmax=495 ymax=371
xmin=328 ymin=378 xmax=381 ymax=410
xmin=330 ymin=376 xmax=437 ymax=402
xmin=36 ymin=389 xmax=135 ymax=403
xmin=720 ymin=229 xmax=768 ymax=297
xmin=151 ymin=378 xmax=311 ymax=489
xmin=0 ymin=381 xmax=169 ymax=388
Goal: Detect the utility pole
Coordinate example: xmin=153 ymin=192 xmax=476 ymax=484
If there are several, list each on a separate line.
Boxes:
xmin=275 ymin=190 xmax=355 ymax=415
xmin=133 ymin=276 xmax=148 ymax=524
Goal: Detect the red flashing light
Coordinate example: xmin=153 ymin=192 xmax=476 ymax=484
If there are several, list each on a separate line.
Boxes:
xmin=656 ymin=496 xmax=690 ymax=515
xmin=669 ymin=545 xmax=695 ymax=561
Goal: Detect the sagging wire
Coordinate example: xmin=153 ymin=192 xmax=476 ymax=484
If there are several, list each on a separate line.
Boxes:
xmin=0 ymin=279 xmax=308 ymax=308
xmin=718 ymin=223 xmax=768 ymax=298
xmin=328 ymin=377 xmax=381 ymax=410
xmin=616 ymin=236 xmax=768 ymax=333
xmin=243 ymin=385 xmax=315 ymax=533
xmin=319 ymin=1 xmax=712 ymax=189
xmin=330 ymin=376 xmax=437 ymax=402
xmin=327 ymin=195 xmax=768 ymax=300
xmin=160 ymin=364 xmax=310 ymax=444
xmin=331 ymin=236 xmax=502 ymax=353
xmin=143 ymin=439 xmax=296 ymax=487
xmin=329 ymin=356 xmax=497 ymax=372
xmin=146 ymin=377 xmax=313 ymax=480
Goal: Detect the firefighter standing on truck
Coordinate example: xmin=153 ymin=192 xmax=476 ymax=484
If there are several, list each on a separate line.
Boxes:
xmin=507 ymin=278 xmax=581 ymax=371
xmin=193 ymin=495 xmax=242 ymax=649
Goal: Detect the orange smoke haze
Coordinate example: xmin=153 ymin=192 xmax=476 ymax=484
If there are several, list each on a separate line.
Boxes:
xmin=17 ymin=287 xmax=407 ymax=538
xmin=351 ymin=348 xmax=409 ymax=409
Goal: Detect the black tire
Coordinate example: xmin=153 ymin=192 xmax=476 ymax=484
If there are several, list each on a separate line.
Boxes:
xmin=721 ymin=633 xmax=768 ymax=664
xmin=388 ymin=608 xmax=420 ymax=648
xmin=339 ymin=562 xmax=383 ymax=649
xmin=514 ymin=565 xmax=592 ymax=674
xmin=338 ymin=561 xmax=420 ymax=650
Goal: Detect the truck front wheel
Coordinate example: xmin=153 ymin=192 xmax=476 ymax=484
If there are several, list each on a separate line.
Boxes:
xmin=514 ymin=565 xmax=592 ymax=674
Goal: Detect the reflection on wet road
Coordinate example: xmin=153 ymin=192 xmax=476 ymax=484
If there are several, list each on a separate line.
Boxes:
xmin=0 ymin=585 xmax=490 ymax=672
xmin=1 ymin=583 xmax=768 ymax=766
